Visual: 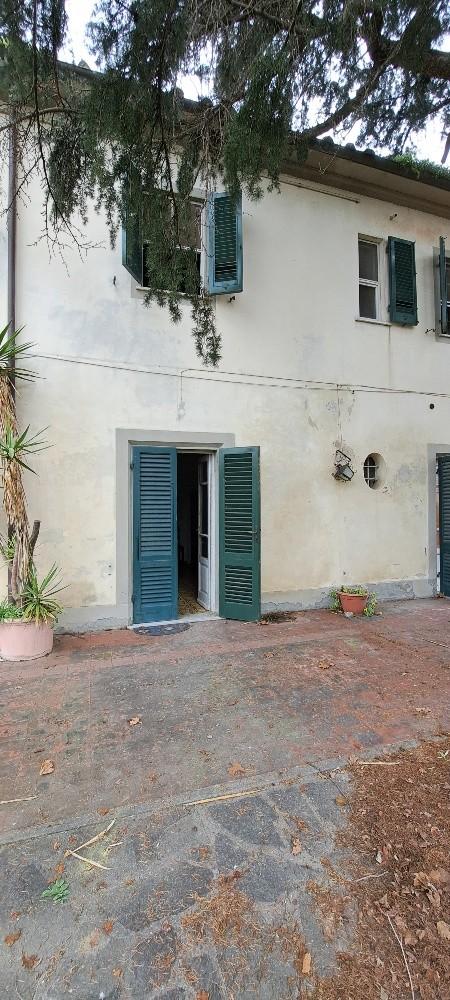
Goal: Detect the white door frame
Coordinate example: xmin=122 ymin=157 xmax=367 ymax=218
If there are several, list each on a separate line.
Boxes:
xmin=197 ymin=455 xmax=211 ymax=609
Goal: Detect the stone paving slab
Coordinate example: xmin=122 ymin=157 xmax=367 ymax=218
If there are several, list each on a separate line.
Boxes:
xmin=1 ymin=767 xmax=353 ymax=999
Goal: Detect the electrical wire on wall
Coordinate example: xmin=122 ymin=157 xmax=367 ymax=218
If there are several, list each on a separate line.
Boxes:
xmin=34 ymin=352 xmax=450 ymax=401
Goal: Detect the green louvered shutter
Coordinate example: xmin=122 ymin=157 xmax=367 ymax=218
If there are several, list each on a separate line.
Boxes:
xmin=438 ymin=455 xmax=450 ymax=597
xmin=219 ymin=447 xmax=260 ymax=621
xmin=388 ymin=237 xmax=418 ymax=325
xmin=438 ymin=237 xmax=448 ymax=336
xmin=132 ymin=447 xmax=178 ymax=622
xmin=207 ymin=192 xmax=243 ymax=294
xmin=122 ymin=206 xmax=143 ymax=283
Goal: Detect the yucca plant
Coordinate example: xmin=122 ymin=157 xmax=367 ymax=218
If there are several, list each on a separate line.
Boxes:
xmin=0 ymin=532 xmax=16 ymax=564
xmin=0 ymin=599 xmax=23 ymax=622
xmin=0 ymin=325 xmax=36 ymax=384
xmin=20 ymin=564 xmax=65 ymax=625
xmin=0 ymin=325 xmax=39 ymax=596
xmin=0 ymin=425 xmax=48 ymax=474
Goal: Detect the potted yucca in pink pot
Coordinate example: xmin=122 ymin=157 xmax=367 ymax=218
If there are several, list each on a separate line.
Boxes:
xmin=0 ymin=324 xmax=65 ymax=659
xmin=0 ymin=564 xmax=64 ymax=660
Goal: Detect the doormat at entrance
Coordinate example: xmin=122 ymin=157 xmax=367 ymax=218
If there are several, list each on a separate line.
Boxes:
xmin=134 ymin=622 xmax=191 ymax=636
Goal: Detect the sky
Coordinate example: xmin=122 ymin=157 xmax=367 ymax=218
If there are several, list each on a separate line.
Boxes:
xmin=60 ymin=0 xmax=446 ymax=165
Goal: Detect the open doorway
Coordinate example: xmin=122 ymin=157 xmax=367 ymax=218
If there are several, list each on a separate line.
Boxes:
xmin=131 ymin=443 xmax=260 ymax=625
xmin=177 ymin=452 xmax=212 ymax=616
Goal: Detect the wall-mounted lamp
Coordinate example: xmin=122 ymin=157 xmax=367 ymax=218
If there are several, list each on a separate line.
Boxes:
xmin=333 ymin=449 xmax=354 ymax=482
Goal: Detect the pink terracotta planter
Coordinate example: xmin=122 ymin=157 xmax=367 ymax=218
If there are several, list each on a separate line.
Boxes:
xmin=338 ymin=592 xmax=368 ymax=616
xmin=0 ymin=620 xmax=54 ymax=661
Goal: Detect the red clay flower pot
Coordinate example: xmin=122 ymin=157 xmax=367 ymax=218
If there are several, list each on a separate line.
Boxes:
xmin=338 ymin=592 xmax=368 ymax=616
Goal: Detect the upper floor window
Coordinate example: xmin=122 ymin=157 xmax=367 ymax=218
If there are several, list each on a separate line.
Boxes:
xmin=358 ymin=234 xmax=418 ymax=326
xmin=445 ymin=258 xmax=450 ymax=328
xmin=143 ymin=199 xmax=203 ymax=294
xmin=358 ymin=238 xmax=380 ymax=319
xmin=122 ymin=190 xmax=243 ymax=297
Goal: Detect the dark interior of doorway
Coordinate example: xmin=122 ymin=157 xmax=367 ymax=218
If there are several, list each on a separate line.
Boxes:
xmin=177 ymin=453 xmax=204 ymax=617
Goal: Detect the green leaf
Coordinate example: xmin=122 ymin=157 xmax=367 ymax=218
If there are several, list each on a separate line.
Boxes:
xmin=41 ymin=879 xmax=70 ymax=903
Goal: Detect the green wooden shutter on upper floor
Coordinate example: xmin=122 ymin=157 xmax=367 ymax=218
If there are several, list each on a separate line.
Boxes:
xmin=207 ymin=192 xmax=243 ymax=295
xmin=438 ymin=236 xmax=448 ymax=336
xmin=388 ymin=236 xmax=418 ymax=325
xmin=219 ymin=447 xmax=260 ymax=621
xmin=122 ymin=206 xmax=143 ymax=284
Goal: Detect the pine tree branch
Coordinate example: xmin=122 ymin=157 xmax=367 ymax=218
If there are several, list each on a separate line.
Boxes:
xmin=222 ymin=1 xmax=450 ymax=80
xmin=0 ymin=108 xmax=74 ymax=135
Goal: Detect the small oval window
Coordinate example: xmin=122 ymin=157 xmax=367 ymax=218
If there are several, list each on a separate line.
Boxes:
xmin=363 ymin=453 xmax=385 ymax=490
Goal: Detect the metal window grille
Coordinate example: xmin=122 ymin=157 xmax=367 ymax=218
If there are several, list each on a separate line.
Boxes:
xmin=364 ymin=455 xmax=377 ymax=488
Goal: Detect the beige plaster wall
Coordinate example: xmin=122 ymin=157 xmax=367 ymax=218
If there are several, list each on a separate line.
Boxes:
xmin=1 ymin=164 xmax=449 ymax=627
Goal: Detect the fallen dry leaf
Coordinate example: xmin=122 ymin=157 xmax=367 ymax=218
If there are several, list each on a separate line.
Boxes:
xmin=102 ymin=920 xmax=114 ymax=935
xmin=98 ymin=807 xmax=110 ymax=816
xmin=198 ymin=846 xmax=210 ymax=861
xmin=291 ymin=837 xmax=302 ymax=856
xmin=228 ymin=762 xmax=246 ymax=777
xmin=429 ymin=868 xmax=450 ymax=887
xmin=413 ymin=871 xmax=429 ymax=889
xmin=128 ymin=716 xmax=141 ymax=726
xmin=39 ymin=759 xmax=55 ymax=776
xmin=318 ymin=660 xmax=331 ymax=670
xmin=196 ymin=992 xmax=209 ymax=1000
xmin=54 ymin=862 xmax=65 ymax=877
xmin=437 ymin=920 xmax=450 ymax=940
xmin=184 ymin=966 xmax=199 ymax=985
xmin=335 ymin=794 xmax=347 ymax=806
xmin=22 ymin=953 xmax=39 ymax=970
xmin=220 ymin=870 xmax=243 ymax=885
xmin=53 ymin=840 xmax=60 ymax=851
xmin=4 ymin=930 xmax=21 ymax=947
xmin=302 ymin=952 xmax=312 ymax=975
xmin=112 ymin=967 xmax=123 ymax=978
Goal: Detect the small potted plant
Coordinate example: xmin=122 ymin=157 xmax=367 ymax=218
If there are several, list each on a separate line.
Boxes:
xmin=0 ymin=564 xmax=64 ymax=660
xmin=330 ymin=586 xmax=377 ymax=616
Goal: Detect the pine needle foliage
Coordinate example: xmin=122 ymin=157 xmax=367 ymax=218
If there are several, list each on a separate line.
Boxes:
xmin=1 ymin=2 xmax=449 ymax=363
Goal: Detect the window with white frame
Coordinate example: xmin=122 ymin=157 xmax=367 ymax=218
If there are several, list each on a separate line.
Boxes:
xmin=358 ymin=238 xmax=380 ymax=320
xmin=445 ymin=257 xmax=450 ymax=332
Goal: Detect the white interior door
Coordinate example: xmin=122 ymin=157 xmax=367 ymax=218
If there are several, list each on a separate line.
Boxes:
xmin=198 ymin=456 xmax=210 ymax=609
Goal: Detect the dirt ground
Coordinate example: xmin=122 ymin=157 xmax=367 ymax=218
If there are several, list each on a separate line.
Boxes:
xmin=308 ymin=738 xmax=450 ymax=999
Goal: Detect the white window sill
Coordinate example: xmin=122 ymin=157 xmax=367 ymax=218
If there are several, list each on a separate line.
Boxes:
xmin=355 ymin=316 xmax=391 ymax=328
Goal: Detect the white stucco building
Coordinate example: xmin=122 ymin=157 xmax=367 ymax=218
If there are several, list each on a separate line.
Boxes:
xmin=1 ymin=138 xmax=450 ymax=630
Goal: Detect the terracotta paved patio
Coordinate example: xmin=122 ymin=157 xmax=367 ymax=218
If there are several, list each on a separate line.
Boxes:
xmin=1 ymin=599 xmax=449 ymax=998
xmin=1 ymin=598 xmax=449 ymax=838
